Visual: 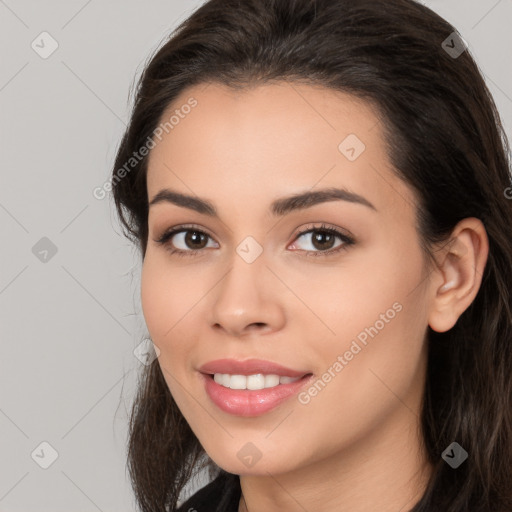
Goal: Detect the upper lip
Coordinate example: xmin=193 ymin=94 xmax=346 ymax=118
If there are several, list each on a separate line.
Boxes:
xmin=198 ymin=358 xmax=311 ymax=378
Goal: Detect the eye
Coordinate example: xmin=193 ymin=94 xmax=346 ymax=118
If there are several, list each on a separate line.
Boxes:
xmin=154 ymin=223 xmax=355 ymax=258
xmin=289 ymin=223 xmax=355 ymax=257
xmin=155 ymin=224 xmax=218 ymax=257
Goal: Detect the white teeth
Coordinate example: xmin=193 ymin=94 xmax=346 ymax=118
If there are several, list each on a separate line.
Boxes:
xmin=212 ymin=373 xmax=301 ymax=390
xmin=279 ymin=376 xmax=300 ymax=384
xmin=247 ymin=374 xmax=265 ymax=390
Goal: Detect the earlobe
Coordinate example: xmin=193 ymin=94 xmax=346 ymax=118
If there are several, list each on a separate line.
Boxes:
xmin=427 ymin=218 xmax=489 ymax=333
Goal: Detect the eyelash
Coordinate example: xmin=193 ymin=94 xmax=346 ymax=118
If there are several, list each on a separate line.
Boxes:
xmin=154 ymin=223 xmax=355 ymax=258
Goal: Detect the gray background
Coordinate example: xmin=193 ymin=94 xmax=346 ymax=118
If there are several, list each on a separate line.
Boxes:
xmin=0 ymin=1 xmax=511 ymax=510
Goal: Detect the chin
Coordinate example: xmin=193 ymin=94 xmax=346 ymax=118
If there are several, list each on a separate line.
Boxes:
xmin=203 ymin=441 xmax=303 ymax=477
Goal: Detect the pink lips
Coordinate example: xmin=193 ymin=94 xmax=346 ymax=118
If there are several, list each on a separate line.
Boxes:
xmin=198 ymin=358 xmax=313 ymax=417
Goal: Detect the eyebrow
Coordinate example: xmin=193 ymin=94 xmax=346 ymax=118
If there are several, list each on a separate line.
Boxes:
xmin=148 ymin=186 xmax=377 ymax=217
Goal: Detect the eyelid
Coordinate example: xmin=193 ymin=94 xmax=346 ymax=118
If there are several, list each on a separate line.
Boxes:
xmin=154 ymin=223 xmax=215 ymax=244
xmin=290 ymin=222 xmax=355 ymax=243
xmin=288 ymin=223 xmax=355 ymax=257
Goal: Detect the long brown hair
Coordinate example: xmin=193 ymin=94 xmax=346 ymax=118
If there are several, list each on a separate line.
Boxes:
xmin=111 ymin=0 xmax=512 ymax=510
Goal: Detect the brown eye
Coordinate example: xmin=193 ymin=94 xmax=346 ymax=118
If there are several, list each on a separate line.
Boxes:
xmin=310 ymin=231 xmax=337 ymax=251
xmin=182 ymin=230 xmax=209 ymax=249
xmin=155 ymin=226 xmax=219 ymax=257
xmin=291 ymin=224 xmax=355 ymax=256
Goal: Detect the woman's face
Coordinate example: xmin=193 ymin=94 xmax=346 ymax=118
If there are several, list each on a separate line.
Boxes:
xmin=142 ymin=81 xmax=434 ymax=475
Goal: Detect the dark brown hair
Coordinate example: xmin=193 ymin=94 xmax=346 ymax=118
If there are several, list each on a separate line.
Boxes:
xmin=111 ymin=0 xmax=512 ymax=510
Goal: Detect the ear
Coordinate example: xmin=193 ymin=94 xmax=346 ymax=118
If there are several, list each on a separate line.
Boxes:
xmin=427 ymin=217 xmax=489 ymax=333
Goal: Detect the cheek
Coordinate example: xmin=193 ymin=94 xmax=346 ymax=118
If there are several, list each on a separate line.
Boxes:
xmin=140 ymin=256 xmax=194 ymax=403
xmin=140 ymin=252 xmax=213 ymax=398
xmin=299 ymin=240 xmax=428 ymax=394
xmin=140 ymin=252 xmax=202 ymax=341
xmin=284 ymin=239 xmax=425 ymax=342
xmin=313 ymin=245 xmax=428 ymax=410
xmin=140 ymin=258 xmax=168 ymax=340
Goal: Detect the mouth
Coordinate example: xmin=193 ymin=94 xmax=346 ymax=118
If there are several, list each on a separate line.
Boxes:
xmin=205 ymin=372 xmax=310 ymax=390
xmin=199 ymin=371 xmax=314 ymax=417
xmin=198 ymin=357 xmax=310 ymax=379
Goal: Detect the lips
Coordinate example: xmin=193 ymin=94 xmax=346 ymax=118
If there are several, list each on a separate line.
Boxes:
xmin=200 ymin=372 xmax=313 ymax=417
xmin=198 ymin=358 xmax=314 ymax=416
xmin=198 ymin=358 xmax=310 ymax=378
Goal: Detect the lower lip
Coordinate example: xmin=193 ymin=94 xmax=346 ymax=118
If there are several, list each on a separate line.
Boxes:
xmin=200 ymin=372 xmax=313 ymax=417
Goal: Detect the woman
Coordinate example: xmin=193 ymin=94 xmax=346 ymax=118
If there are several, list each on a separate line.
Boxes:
xmin=111 ymin=0 xmax=512 ymax=510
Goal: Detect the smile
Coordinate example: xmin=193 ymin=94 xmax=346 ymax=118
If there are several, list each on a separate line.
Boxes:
xmin=213 ymin=373 xmax=301 ymax=390
xmin=200 ymin=372 xmax=313 ymax=417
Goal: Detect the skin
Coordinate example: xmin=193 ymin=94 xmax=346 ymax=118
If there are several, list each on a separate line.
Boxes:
xmin=141 ymin=81 xmax=489 ymax=512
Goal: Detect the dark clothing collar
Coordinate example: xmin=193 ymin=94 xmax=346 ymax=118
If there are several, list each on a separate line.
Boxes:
xmin=177 ymin=470 xmax=241 ymax=512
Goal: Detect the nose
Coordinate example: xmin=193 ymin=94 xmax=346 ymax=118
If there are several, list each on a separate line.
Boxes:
xmin=208 ymin=250 xmax=286 ymax=338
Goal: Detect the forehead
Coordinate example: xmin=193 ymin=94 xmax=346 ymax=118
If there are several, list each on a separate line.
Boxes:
xmin=146 ymin=81 xmax=415 ymax=219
